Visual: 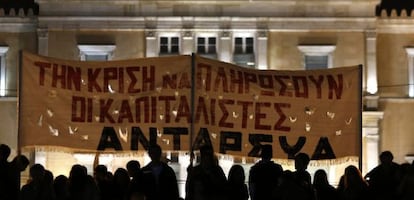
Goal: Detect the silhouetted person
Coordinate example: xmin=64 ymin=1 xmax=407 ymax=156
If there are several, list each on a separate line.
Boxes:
xmin=313 ymin=169 xmax=338 ymax=200
xmin=292 ymin=153 xmax=315 ymax=200
xmin=53 ymin=175 xmax=69 ymax=200
xmin=185 ymin=145 xmax=228 ymax=200
xmin=276 ymin=153 xmax=315 ymax=200
xmin=248 ymin=144 xmax=283 ymax=200
xmin=364 ymin=151 xmax=400 ymax=200
xmin=94 ymin=164 xmax=115 ymax=200
xmin=142 ymin=144 xmax=179 ymax=200
xmin=68 ymin=164 xmax=99 ymax=200
xmin=337 ymin=175 xmax=345 ymax=193
xmin=113 ymin=168 xmax=130 ymax=200
xmin=275 ymin=170 xmax=295 ymax=200
xmin=0 ymin=144 xmax=10 ymax=166
xmin=396 ymin=163 xmax=414 ymax=200
xmin=338 ymin=165 xmax=369 ymax=200
xmin=9 ymin=155 xmax=30 ymax=200
xmin=0 ymin=144 xmax=12 ymax=200
xmin=126 ymin=160 xmax=141 ymax=179
xmin=20 ymin=164 xmax=55 ymax=200
xmin=126 ymin=160 xmax=144 ymax=200
xmin=228 ymin=165 xmax=248 ymax=200
xmin=44 ymin=170 xmax=56 ymax=199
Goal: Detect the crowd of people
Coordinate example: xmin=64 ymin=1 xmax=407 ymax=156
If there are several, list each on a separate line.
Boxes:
xmin=1 ymin=143 xmax=414 ymax=200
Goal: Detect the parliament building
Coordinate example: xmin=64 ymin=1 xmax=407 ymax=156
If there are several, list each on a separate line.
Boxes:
xmin=0 ymin=0 xmax=412 ymax=191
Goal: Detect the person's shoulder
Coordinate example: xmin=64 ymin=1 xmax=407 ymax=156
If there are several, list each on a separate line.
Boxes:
xmin=249 ymin=162 xmax=261 ymax=171
xmin=365 ymin=165 xmax=381 ymax=176
xmin=161 ymin=162 xmax=176 ymax=173
xmin=141 ymin=164 xmax=153 ymax=175
xmin=265 ymin=161 xmax=283 ymax=170
xmin=141 ymin=162 xmax=152 ymax=170
xmin=391 ymin=162 xmax=400 ymax=168
xmin=187 ymin=165 xmax=203 ymax=176
xmin=164 ymin=163 xmax=175 ymax=170
xmin=212 ymin=165 xmax=226 ymax=175
xmin=271 ymin=161 xmax=282 ymax=168
xmin=295 ymin=170 xmax=310 ymax=176
xmin=20 ymin=182 xmax=33 ymax=191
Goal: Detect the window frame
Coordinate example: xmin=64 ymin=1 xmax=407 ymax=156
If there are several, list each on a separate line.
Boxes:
xmin=297 ymin=45 xmax=336 ymax=70
xmin=158 ymin=34 xmax=181 ymax=55
xmin=405 ymin=47 xmax=414 ymax=97
xmin=196 ymin=36 xmax=217 ymax=54
xmin=0 ymin=46 xmax=9 ymax=97
xmin=233 ymin=36 xmax=255 ymax=54
xmin=196 ymin=33 xmax=218 ymax=59
xmin=78 ymin=44 xmax=116 ymax=61
xmin=232 ymin=33 xmax=256 ymax=68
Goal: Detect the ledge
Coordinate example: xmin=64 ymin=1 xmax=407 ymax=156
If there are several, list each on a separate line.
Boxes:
xmin=0 ymin=97 xmax=18 ymax=102
xmin=38 ymin=16 xmax=376 ymax=31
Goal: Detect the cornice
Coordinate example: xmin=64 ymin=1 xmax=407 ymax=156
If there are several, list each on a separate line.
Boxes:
xmin=376 ymin=18 xmax=414 ymax=33
xmin=38 ymin=16 xmax=146 ymax=30
xmin=0 ymin=17 xmax=37 ymax=32
xmin=36 ymin=0 xmax=377 ymax=18
xmin=38 ymin=16 xmax=376 ymax=31
xmin=267 ymin=17 xmax=376 ymax=31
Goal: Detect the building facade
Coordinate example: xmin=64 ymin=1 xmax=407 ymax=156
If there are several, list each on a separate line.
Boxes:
xmin=2 ymin=0 xmax=413 ymax=189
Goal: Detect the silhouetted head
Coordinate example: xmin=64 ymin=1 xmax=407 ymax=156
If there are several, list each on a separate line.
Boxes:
xmin=53 ymin=174 xmax=69 ymax=188
xmin=148 ymin=144 xmax=162 ymax=162
xmin=313 ymin=169 xmax=329 ymax=187
xmin=228 ymin=164 xmax=245 ymax=184
xmin=30 ymin=164 xmax=45 ymax=182
xmin=260 ymin=144 xmax=273 ymax=161
xmin=12 ymin=155 xmax=29 ymax=172
xmin=379 ymin=151 xmax=393 ymax=164
xmin=344 ymin=165 xmax=365 ymax=189
xmin=294 ymin=153 xmax=310 ymax=171
xmin=44 ymin=170 xmax=54 ymax=184
xmin=199 ymin=145 xmax=217 ymax=167
xmin=126 ymin=160 xmax=141 ymax=177
xmin=94 ymin=164 xmax=108 ymax=181
xmin=199 ymin=145 xmax=214 ymax=158
xmin=69 ymin=164 xmax=87 ymax=181
xmin=0 ymin=144 xmax=11 ymax=162
xmin=114 ymin=168 xmax=130 ymax=186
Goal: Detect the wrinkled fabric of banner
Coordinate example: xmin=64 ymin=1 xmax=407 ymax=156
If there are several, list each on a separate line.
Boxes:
xmin=19 ymin=52 xmax=361 ymax=160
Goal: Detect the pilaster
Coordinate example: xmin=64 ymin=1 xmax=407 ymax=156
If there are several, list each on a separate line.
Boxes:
xmin=362 ymin=111 xmax=384 ymax=174
xmin=37 ymin=28 xmax=49 ymax=56
xmin=146 ymin=30 xmax=157 ymax=57
xmin=365 ymin=30 xmax=378 ymax=95
xmin=219 ymin=31 xmax=231 ymax=63
xmin=181 ymin=31 xmax=194 ymax=55
xmin=256 ymin=31 xmax=268 ymax=69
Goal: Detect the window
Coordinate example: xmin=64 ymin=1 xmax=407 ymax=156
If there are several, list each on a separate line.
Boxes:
xmin=245 ymin=37 xmax=254 ymax=53
xmin=0 ymin=46 xmax=9 ymax=96
xmin=233 ymin=36 xmax=255 ymax=68
xmin=234 ymin=37 xmax=254 ymax=54
xmin=197 ymin=36 xmax=217 ymax=59
xmin=234 ymin=37 xmax=243 ymax=54
xmin=405 ymin=47 xmax=414 ymax=97
xmin=197 ymin=37 xmax=216 ymax=54
xmin=197 ymin=37 xmax=206 ymax=53
xmin=298 ymin=45 xmax=336 ymax=70
xmin=159 ymin=36 xmax=179 ymax=55
xmin=78 ymin=45 xmax=116 ymax=61
xmin=305 ymin=55 xmax=329 ymax=70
